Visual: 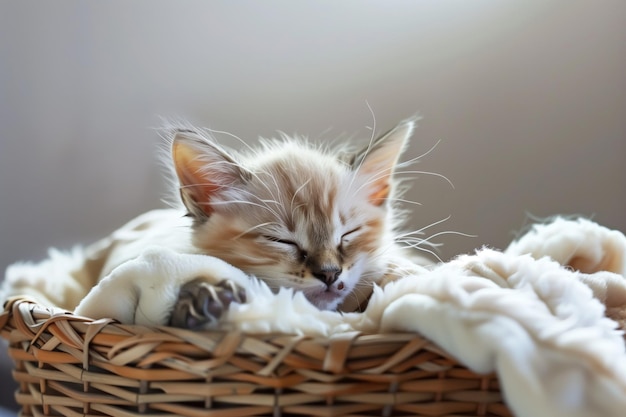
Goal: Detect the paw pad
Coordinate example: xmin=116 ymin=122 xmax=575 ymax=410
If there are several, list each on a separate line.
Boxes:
xmin=169 ymin=278 xmax=246 ymax=329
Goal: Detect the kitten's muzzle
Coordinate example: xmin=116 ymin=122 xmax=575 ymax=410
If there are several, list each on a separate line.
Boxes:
xmin=312 ymin=266 xmax=342 ymax=286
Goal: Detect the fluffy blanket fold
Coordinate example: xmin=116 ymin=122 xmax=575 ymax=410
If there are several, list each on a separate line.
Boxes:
xmin=2 ymin=217 xmax=626 ymax=417
xmin=222 ymin=217 xmax=626 ymax=417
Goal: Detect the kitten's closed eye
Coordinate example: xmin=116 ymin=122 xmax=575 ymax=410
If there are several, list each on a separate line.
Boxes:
xmin=341 ymin=227 xmax=361 ymax=241
xmin=264 ymin=228 xmax=361 ymax=253
xmin=263 ymin=235 xmax=308 ymax=261
xmin=339 ymin=226 xmax=361 ymax=248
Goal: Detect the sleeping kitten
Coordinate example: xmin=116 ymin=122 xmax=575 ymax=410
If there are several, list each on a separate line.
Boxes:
xmin=1 ymin=119 xmax=431 ymax=329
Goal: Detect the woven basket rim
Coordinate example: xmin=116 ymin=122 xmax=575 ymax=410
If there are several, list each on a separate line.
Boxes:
xmin=1 ymin=295 xmax=511 ymax=417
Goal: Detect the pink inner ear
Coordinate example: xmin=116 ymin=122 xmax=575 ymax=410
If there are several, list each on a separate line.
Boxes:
xmin=369 ymin=183 xmax=390 ymax=206
xmin=178 ymin=170 xmax=218 ymax=216
xmin=173 ymin=140 xmax=219 ymax=216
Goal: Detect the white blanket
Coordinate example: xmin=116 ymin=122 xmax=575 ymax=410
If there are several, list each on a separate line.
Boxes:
xmin=213 ymin=217 xmax=626 ymax=417
xmin=3 ymin=217 xmax=626 ymax=417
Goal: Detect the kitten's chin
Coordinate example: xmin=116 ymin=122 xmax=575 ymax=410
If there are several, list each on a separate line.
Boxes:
xmin=303 ymin=289 xmax=347 ymax=311
xmin=303 ymin=263 xmax=365 ymax=311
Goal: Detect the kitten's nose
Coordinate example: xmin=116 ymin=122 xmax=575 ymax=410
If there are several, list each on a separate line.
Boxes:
xmin=312 ymin=266 xmax=342 ymax=286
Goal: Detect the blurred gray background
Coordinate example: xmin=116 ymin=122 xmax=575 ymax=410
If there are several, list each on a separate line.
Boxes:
xmin=0 ymin=0 xmax=625 ymax=412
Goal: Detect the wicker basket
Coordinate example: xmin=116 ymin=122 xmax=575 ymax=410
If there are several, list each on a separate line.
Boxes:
xmin=1 ymin=296 xmax=512 ymax=417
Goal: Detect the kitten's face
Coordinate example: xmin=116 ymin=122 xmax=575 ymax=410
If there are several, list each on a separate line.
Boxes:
xmin=171 ymin=121 xmax=414 ymax=310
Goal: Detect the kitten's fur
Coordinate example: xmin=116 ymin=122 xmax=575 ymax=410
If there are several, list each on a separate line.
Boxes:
xmin=1 ymin=119 xmax=430 ymax=328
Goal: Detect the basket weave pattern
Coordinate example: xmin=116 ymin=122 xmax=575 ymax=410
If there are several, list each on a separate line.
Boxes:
xmin=1 ymin=297 xmax=511 ymax=417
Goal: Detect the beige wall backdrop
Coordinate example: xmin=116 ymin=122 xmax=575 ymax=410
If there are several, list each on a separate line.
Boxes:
xmin=1 ymin=1 xmax=625 ymax=271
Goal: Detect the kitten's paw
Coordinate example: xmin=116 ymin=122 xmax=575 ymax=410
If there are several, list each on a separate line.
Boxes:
xmin=169 ymin=278 xmax=246 ymax=329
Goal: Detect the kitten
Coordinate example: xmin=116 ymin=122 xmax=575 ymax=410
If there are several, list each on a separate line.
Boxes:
xmin=165 ymin=119 xmax=428 ymax=327
xmin=1 ymin=119 xmax=430 ymax=329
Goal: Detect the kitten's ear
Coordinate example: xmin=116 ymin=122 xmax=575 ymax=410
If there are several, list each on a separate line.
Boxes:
xmin=172 ymin=130 xmax=246 ymax=219
xmin=352 ymin=119 xmax=414 ymax=206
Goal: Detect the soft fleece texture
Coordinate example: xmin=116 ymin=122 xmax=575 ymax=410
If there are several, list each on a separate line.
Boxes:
xmin=3 ymin=216 xmax=626 ymax=417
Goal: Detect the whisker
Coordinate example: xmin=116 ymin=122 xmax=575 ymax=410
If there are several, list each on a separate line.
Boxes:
xmin=346 ymin=281 xmax=374 ymax=308
xmin=352 ymin=165 xmax=454 ymax=199
xmin=196 ymin=158 xmax=242 ymax=173
xmin=290 ymin=178 xmax=312 ymax=208
xmin=347 ymin=102 xmax=378 ymax=193
xmin=204 ymin=200 xmax=282 ymax=218
xmin=371 ymin=197 xmax=423 ymax=206
xmin=231 ymin=222 xmax=281 ymax=240
xmin=291 ymin=203 xmax=307 ymax=218
xmin=263 ymin=171 xmax=286 ymax=214
xmin=409 ymin=246 xmax=444 ymax=263
xmin=395 ymin=170 xmax=455 ymax=189
xmin=414 ymin=229 xmax=476 ymax=242
xmin=395 ymin=139 xmax=442 ymax=170
xmin=351 ymin=170 xmax=393 ymax=196
xmin=394 ymin=216 xmax=452 ymax=239
xmin=396 ymin=239 xmax=443 ymax=249
xmin=203 ymin=127 xmax=257 ymax=155
xmin=259 ymin=199 xmax=282 ymax=206
xmin=246 ymin=170 xmax=283 ymax=208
